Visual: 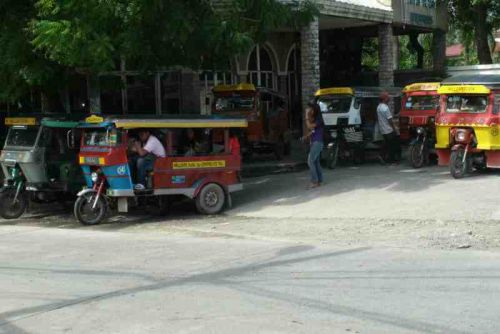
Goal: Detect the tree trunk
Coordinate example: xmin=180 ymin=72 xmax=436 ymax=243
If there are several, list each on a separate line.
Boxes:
xmin=409 ymin=33 xmax=424 ymax=69
xmin=473 ymin=3 xmax=492 ymax=64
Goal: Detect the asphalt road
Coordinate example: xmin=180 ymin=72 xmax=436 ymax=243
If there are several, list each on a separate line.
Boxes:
xmin=0 ymin=225 xmax=499 ymax=334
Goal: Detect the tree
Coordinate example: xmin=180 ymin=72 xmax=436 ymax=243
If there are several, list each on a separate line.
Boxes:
xmin=0 ymin=0 xmax=67 ymax=109
xmin=0 ymin=0 xmax=319 ymax=109
xmin=447 ymin=0 xmax=500 ymax=64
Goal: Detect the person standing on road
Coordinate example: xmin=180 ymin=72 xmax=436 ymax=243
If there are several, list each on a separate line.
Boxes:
xmin=377 ymin=92 xmax=400 ymax=164
xmin=305 ymin=102 xmax=324 ymax=188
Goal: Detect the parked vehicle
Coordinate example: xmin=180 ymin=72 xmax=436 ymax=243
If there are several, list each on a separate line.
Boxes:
xmin=400 ymin=82 xmax=440 ymax=168
xmin=435 ymin=74 xmax=500 ymax=178
xmin=74 ymin=115 xmax=247 ymax=225
xmin=315 ymin=86 xmax=402 ymax=168
xmin=0 ymin=115 xmax=84 ymax=219
xmin=212 ymin=84 xmax=290 ymax=160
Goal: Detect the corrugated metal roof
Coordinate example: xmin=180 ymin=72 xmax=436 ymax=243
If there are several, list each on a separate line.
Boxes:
xmin=443 ymin=74 xmax=500 ymax=88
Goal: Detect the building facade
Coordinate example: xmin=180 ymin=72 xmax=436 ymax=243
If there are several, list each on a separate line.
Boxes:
xmin=14 ymin=0 xmax=447 ymax=132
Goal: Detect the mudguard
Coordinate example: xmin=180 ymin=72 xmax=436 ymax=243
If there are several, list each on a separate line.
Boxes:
xmin=192 ymin=177 xmax=228 ymax=199
xmin=77 ymin=188 xmax=98 ymax=197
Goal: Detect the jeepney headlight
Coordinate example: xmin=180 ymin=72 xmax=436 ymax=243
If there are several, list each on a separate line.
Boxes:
xmin=455 ymin=130 xmax=467 ymax=142
xmin=330 ymin=130 xmax=338 ymax=139
xmin=91 ymin=172 xmax=98 ymax=182
xmin=416 ymin=127 xmax=425 ymax=135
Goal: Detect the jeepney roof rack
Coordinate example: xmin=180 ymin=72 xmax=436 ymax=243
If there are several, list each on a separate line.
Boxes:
xmin=315 ymin=86 xmax=402 ymax=98
xmin=442 ymin=73 xmax=500 ymax=88
xmin=402 ymin=82 xmax=441 ymax=93
xmin=80 ymin=114 xmax=248 ymax=129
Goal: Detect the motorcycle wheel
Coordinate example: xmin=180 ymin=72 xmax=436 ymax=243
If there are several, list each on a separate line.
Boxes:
xmin=326 ymin=143 xmax=339 ymax=169
xmin=0 ymin=189 xmax=28 ymax=219
xmin=409 ymin=142 xmax=426 ymax=169
xmin=450 ymin=148 xmax=470 ymax=179
xmin=74 ymin=193 xmax=107 ymax=225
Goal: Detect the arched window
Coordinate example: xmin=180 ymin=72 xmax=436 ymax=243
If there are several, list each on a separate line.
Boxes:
xmin=247 ymin=45 xmax=276 ymax=89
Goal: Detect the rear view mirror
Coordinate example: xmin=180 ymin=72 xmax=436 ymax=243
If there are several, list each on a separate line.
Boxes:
xmin=66 ymin=130 xmax=75 ymax=149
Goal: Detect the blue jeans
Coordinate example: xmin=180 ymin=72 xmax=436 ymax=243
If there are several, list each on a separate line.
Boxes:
xmin=129 ymin=155 xmax=155 ymax=186
xmin=308 ymin=141 xmax=324 ymax=184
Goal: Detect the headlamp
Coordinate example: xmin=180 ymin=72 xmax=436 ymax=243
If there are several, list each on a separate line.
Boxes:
xmin=91 ymin=172 xmax=99 ymax=182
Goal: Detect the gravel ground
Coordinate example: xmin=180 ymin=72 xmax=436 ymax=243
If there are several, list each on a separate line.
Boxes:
xmin=2 ymin=164 xmax=500 ymax=250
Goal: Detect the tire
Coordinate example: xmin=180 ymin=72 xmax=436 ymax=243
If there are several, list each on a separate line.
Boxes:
xmin=409 ymin=142 xmax=426 ymax=168
xmin=0 ymin=189 xmax=28 ymax=219
xmin=326 ymin=143 xmax=339 ymax=169
xmin=74 ymin=193 xmax=107 ymax=225
xmin=450 ymin=148 xmax=470 ymax=179
xmin=195 ymin=183 xmax=225 ymax=215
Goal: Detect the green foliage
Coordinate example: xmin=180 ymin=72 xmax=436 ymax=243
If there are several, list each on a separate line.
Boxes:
xmin=446 ymin=0 xmax=500 ymax=64
xmin=0 ymin=0 xmax=319 ymax=103
xmin=0 ymin=0 xmax=66 ymax=103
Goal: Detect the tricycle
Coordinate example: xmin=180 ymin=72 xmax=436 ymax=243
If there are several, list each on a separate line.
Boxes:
xmin=0 ymin=115 xmax=84 ymax=219
xmin=74 ymin=115 xmax=247 ymax=225
xmin=435 ymin=74 xmax=500 ymax=178
xmin=399 ymin=82 xmax=440 ymax=168
xmin=315 ymin=86 xmax=402 ymax=168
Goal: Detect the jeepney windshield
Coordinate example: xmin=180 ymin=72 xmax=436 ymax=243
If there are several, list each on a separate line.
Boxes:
xmin=446 ymin=95 xmax=488 ymax=113
xmin=214 ymin=94 xmax=255 ymax=112
xmin=405 ymin=95 xmax=439 ymax=111
xmin=83 ymin=128 xmax=121 ymax=147
xmin=5 ymin=126 xmax=40 ymax=147
xmin=318 ymin=96 xmax=352 ymax=114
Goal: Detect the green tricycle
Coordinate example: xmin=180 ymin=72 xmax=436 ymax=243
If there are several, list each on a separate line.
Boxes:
xmin=0 ymin=115 xmax=85 ymax=219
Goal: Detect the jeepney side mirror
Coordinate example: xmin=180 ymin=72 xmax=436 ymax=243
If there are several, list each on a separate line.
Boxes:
xmin=66 ymin=129 xmax=75 ymax=149
xmin=354 ymin=98 xmax=361 ymax=109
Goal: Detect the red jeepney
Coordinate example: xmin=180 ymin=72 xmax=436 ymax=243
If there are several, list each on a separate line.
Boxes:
xmin=212 ymin=83 xmax=290 ymax=159
xmin=400 ymin=82 xmax=440 ymax=167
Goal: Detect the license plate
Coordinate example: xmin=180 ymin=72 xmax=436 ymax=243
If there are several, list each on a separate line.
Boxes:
xmin=85 ymin=157 xmax=100 ymax=165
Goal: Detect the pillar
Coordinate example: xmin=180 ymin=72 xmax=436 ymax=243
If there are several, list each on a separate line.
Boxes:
xmin=378 ymin=23 xmax=394 ymax=87
xmin=300 ymin=17 xmax=320 ymax=121
xmin=180 ymin=70 xmax=201 ymax=114
xmin=432 ymin=29 xmax=446 ymax=75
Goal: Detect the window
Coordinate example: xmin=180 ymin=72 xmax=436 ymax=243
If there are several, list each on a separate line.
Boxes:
xmin=446 ymin=95 xmax=488 ymax=113
xmin=6 ymin=126 xmax=40 ymax=147
xmin=214 ymin=95 xmax=255 ymax=112
xmin=318 ymin=96 xmax=353 ymax=114
xmin=83 ymin=129 xmax=121 ymax=147
xmin=405 ymin=95 xmax=439 ymax=111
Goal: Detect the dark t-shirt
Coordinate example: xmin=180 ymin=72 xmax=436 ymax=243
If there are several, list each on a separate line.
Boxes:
xmin=311 ymin=114 xmax=324 ymax=143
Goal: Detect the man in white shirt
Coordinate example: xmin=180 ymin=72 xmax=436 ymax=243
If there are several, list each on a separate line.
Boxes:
xmin=131 ymin=129 xmax=166 ymax=189
xmin=377 ymin=92 xmax=400 ymax=164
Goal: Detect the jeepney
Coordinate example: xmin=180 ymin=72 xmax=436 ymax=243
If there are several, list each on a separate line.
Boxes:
xmin=0 ymin=115 xmax=84 ymax=219
xmin=435 ymin=74 xmax=500 ymax=178
xmin=212 ymin=83 xmax=290 ymax=160
xmin=74 ymin=115 xmax=247 ymax=225
xmin=315 ymin=86 xmax=402 ymax=168
xmin=400 ymin=82 xmax=441 ymax=168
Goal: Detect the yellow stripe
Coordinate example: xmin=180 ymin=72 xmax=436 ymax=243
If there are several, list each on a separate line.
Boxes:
xmin=438 ymin=85 xmax=490 ymax=95
xmin=173 ymin=160 xmax=226 ymax=169
xmin=115 ymin=121 xmax=248 ymax=129
xmin=315 ymin=87 xmax=354 ymax=96
xmin=5 ymin=117 xmax=37 ymax=126
xmin=403 ymin=82 xmax=440 ymax=93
